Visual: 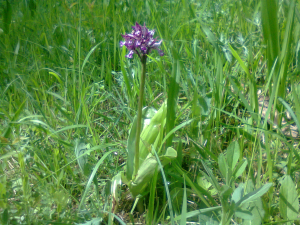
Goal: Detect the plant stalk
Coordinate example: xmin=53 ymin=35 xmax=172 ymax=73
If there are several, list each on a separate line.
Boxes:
xmin=134 ymin=55 xmax=147 ymax=176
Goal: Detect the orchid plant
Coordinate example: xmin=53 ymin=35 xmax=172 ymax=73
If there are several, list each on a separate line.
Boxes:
xmin=120 ymin=22 xmax=165 ymax=178
xmin=109 ymin=22 xmax=177 ymax=213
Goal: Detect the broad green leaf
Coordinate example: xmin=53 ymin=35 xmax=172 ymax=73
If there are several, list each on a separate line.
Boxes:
xmin=226 ymin=141 xmax=240 ymax=171
xmin=76 ymin=218 xmax=103 ymax=225
xmin=129 ymin=155 xmax=158 ymax=197
xmin=127 ymin=107 xmax=157 ymax=181
xmin=129 ymin=147 xmax=177 ymax=197
xmin=242 ymin=180 xmax=265 ymax=225
xmin=202 ymin=26 xmax=218 ymax=50
xmin=220 ymin=185 xmax=233 ymax=201
xmin=174 ymin=206 xmax=222 ymax=222
xmin=111 ymin=172 xmax=122 ymax=203
xmin=237 ymin=183 xmax=272 ymax=207
xmin=233 ymin=159 xmax=247 ymax=179
xmin=279 ymin=175 xmax=299 ymax=221
xmin=160 ymin=147 xmax=177 ymax=165
xmin=243 ymin=198 xmax=265 ymax=225
xmin=139 ymin=102 xmax=167 ymax=165
xmin=2 ymin=208 xmax=8 ymax=225
xmin=197 ymin=175 xmax=212 ymax=190
xmin=74 ymin=139 xmax=88 ymax=176
xmin=235 ymin=209 xmax=253 ymax=220
xmin=199 ymin=95 xmax=211 ymax=117
xmin=232 ymin=184 xmax=244 ymax=203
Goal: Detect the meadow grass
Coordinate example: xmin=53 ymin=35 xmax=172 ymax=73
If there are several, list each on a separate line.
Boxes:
xmin=1 ymin=0 xmax=300 ymax=224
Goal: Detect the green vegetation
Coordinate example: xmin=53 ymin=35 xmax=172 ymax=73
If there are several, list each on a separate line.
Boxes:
xmin=1 ymin=0 xmax=300 ymax=224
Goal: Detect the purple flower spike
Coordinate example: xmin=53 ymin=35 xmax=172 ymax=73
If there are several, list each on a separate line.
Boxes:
xmin=120 ymin=22 xmax=164 ymax=59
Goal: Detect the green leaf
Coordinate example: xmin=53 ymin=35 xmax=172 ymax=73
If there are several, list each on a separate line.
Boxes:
xmin=147 ymin=166 xmax=158 ymax=224
xmin=2 ymin=208 xmax=8 ymax=225
xmin=244 ymin=199 xmax=265 ymax=225
xmin=166 ymin=58 xmax=180 ymax=147
xmin=173 ymin=162 xmax=217 ymax=207
xmin=111 ymin=172 xmax=122 ymax=203
xmin=228 ymin=44 xmax=250 ymax=77
xmin=197 ymin=175 xmax=212 ymax=190
xmin=292 ymin=84 xmax=300 ymax=124
xmin=81 ymin=41 xmax=104 ymax=72
xmin=220 ymin=185 xmax=233 ymax=201
xmin=180 ymin=180 xmax=187 ymax=225
xmin=218 ymin=153 xmax=228 ymax=179
xmin=233 ymin=159 xmax=247 ymax=179
xmin=226 ymin=141 xmax=240 ymax=171
xmin=202 ymin=26 xmax=218 ymax=50
xmin=129 ymin=155 xmax=158 ymax=197
xmin=201 ymin=160 xmax=221 ymax=192
xmin=3 ymin=0 xmax=12 ymax=34
xmin=139 ymin=102 xmax=167 ymax=164
xmin=232 ymin=184 xmax=244 ymax=203
xmin=74 ymin=139 xmax=88 ymax=176
xmin=278 ymin=97 xmax=300 ymax=135
xmin=261 ymin=0 xmax=280 ymax=72
xmin=235 ymin=209 xmax=253 ymax=220
xmin=152 ymin=147 xmax=175 ymax=225
xmin=174 ymin=206 xmax=222 ymax=222
xmin=127 ymin=107 xmax=156 ymax=181
xmin=237 ymin=183 xmax=272 ymax=207
xmin=79 ymin=150 xmax=115 ymax=211
xmin=2 ymin=98 xmax=27 ymax=138
xmin=120 ymin=46 xmax=133 ymax=102
xmin=129 ymin=147 xmax=177 ymax=197
xmin=159 ymin=147 xmax=177 ymax=165
xmin=159 ymin=119 xmax=193 ymax=154
xmin=279 ymin=175 xmax=299 ymax=221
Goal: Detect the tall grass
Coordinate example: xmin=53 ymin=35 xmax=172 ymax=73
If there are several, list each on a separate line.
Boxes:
xmin=0 ymin=0 xmax=300 ymax=224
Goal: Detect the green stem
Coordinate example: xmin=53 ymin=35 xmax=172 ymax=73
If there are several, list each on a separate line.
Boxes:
xmin=134 ymin=55 xmax=147 ymax=176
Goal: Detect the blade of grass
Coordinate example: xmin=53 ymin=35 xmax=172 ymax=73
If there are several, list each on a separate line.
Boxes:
xmin=179 ymin=179 xmax=187 ymax=225
xmin=78 ymin=150 xmax=115 ymax=211
xmin=166 ymin=57 xmax=180 ymax=148
xmin=152 ymin=146 xmax=174 ymax=225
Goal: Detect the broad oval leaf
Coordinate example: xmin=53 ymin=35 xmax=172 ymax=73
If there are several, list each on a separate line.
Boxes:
xmin=279 ymin=175 xmax=299 ymax=221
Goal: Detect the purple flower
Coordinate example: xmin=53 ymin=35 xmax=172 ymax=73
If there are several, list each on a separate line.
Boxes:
xmin=120 ymin=22 xmax=164 ymax=59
